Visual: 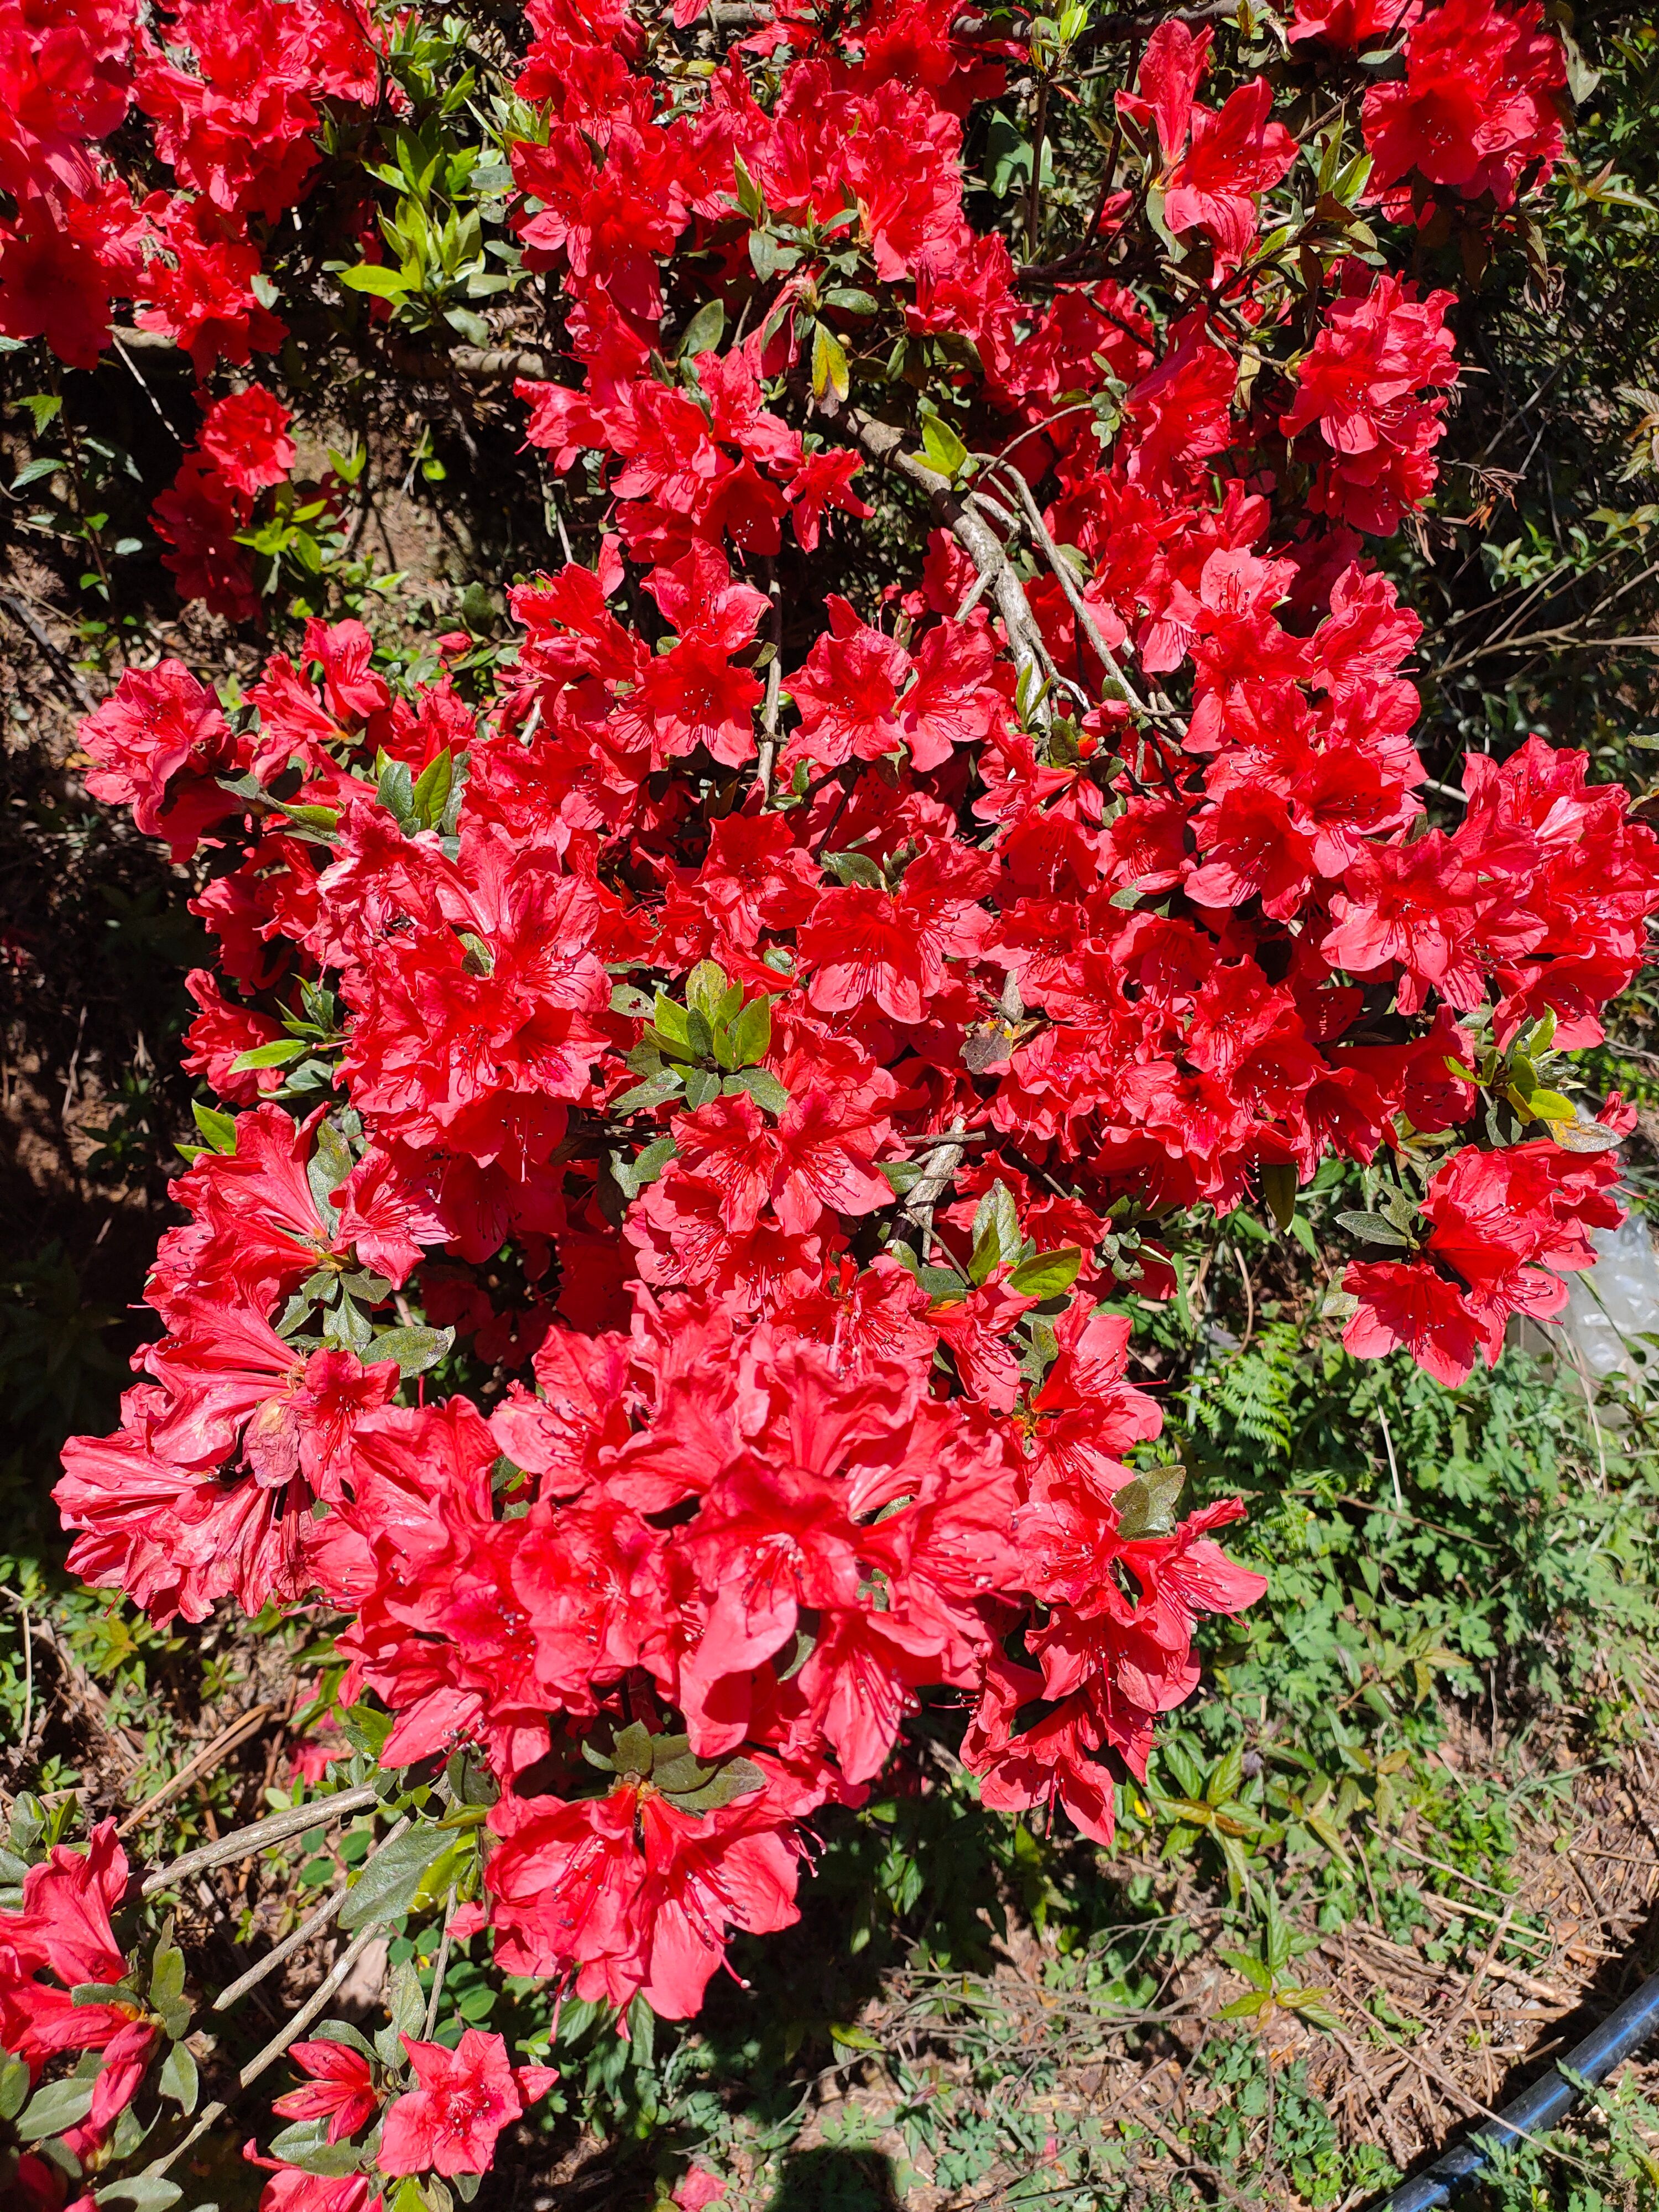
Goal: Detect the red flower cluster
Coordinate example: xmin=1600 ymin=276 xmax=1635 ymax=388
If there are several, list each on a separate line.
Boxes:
xmin=256 ymin=2026 xmax=555 ymax=2197
xmin=37 ymin=0 xmax=1653 ymax=2127
xmin=1344 ymin=1131 xmax=1625 ymax=1385
xmin=0 ymin=0 xmax=375 ymax=602
xmin=1363 ymin=0 xmax=1566 ymax=218
xmin=0 ymin=0 xmax=378 ymax=361
xmin=1281 ymin=265 xmax=1458 ymax=535
xmin=0 ymin=1825 xmax=158 ymax=2174
xmin=154 ymin=383 xmax=296 ymax=619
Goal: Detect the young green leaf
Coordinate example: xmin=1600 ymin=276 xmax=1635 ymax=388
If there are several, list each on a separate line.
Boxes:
xmin=920 ymin=415 xmax=969 ymax=482
xmin=678 ymin=296 xmax=727 ymax=360
xmin=363 ymin=1325 xmax=454 ymax=1376
xmin=191 ymin=1100 xmax=239 ymax=1154
xmin=1007 ymin=1247 xmax=1081 ymax=1298
xmin=811 ymin=320 xmax=851 ymax=405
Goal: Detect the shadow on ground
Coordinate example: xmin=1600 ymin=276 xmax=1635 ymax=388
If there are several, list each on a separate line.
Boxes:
xmin=766 ymin=2146 xmax=903 ymax=2212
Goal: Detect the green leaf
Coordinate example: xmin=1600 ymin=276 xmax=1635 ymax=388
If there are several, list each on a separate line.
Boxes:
xmin=445 ymin=1749 xmax=499 ymax=1809
xmin=609 ymin=1137 xmax=677 ymax=1201
xmin=96 ymin=2183 xmax=184 ymax=2211
xmin=1281 ymin=1987 xmax=1344 ymax=2033
xmin=658 ymin=1754 xmax=766 ymax=1814
xmin=1335 ymin=1209 xmax=1411 ymax=1248
xmin=158 ymin=2040 xmax=199 ymax=2114
xmin=362 ymin=1326 xmax=453 ymax=1377
xmin=651 ymin=993 xmax=693 ymax=1049
xmin=677 ymin=297 xmax=727 ymax=360
xmin=19 ymin=2074 xmax=97 ymax=2139
xmin=612 ymin=1721 xmax=655 ymax=1776
xmin=1215 ymin=1991 xmax=1271 ymax=2020
xmin=811 ymin=320 xmax=851 ymax=406
xmin=149 ymin=1943 xmax=186 ymax=2015
xmin=12 ymin=455 xmax=65 ymax=493
xmin=339 ymin=262 xmax=418 ymax=298
xmin=0 ymin=2053 xmax=31 ymax=2122
xmin=968 ymin=1181 xmax=1020 ymax=1285
xmin=72 ymin=1980 xmax=135 ymax=2008
xmin=878 ymin=1160 xmax=925 ymax=1196
xmin=444 ymin=305 xmax=492 ymax=348
xmin=1114 ymin=1464 xmax=1185 ymax=1540
xmin=1261 ymin=1161 xmax=1297 ymax=1231
xmin=1219 ymin=1949 xmax=1275 ymax=1991
xmin=723 ymin=1067 xmax=791 ymax=1115
xmin=683 ymin=1068 xmax=722 ymax=1111
xmin=229 ymin=1039 xmax=307 ymax=1073
xmin=612 ymin=1068 xmax=686 ymax=1116
xmin=191 ymin=1101 xmax=238 ymax=1154
xmin=309 ymin=1117 xmax=354 ymax=1225
xmin=728 ymin=995 xmax=773 ymax=1067
xmin=410 ymin=749 xmax=453 ymax=831
xmin=822 ymin=851 xmax=884 ymax=889
xmin=1207 ymin=1746 xmax=1245 ymax=1812
xmin=15 ymin=393 xmax=62 ymax=434
xmin=339 ymin=1824 xmax=449 ymax=1932
xmin=264 ymin=2115 xmax=366 ymax=2176
xmin=1007 ymin=1247 xmax=1081 ymax=1299
xmin=749 ymin=230 xmax=800 ymax=282
xmin=338 ymin=1701 xmax=395 ymax=1759
xmin=920 ymin=415 xmax=969 ymax=482
xmin=377 ymin=1980 xmax=420 ymax=2063
xmin=377 ymin=755 xmax=416 ymax=826
xmin=732 ymin=152 xmax=766 ymax=225
xmin=685 ymin=960 xmax=731 ymax=1021
xmin=1303 ymin=1808 xmax=1351 ymax=1863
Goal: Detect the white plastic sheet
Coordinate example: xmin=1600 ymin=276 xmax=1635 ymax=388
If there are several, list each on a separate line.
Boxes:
xmin=1558 ymin=1212 xmax=1659 ymax=1383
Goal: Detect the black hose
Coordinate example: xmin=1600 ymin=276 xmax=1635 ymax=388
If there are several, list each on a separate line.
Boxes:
xmin=1375 ymin=1967 xmax=1659 ymax=2211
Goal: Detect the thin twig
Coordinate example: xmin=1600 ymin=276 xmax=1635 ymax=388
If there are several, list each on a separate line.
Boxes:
xmin=820 ymin=401 xmax=1052 ymax=724
xmin=982 ymin=459 xmax=1191 ymax=770
xmin=239 ymin=1919 xmax=389 ymax=2088
xmin=142 ymin=2098 xmax=227 ymax=2180
xmin=213 ymin=1814 xmax=412 ymax=2013
xmin=423 ymin=1886 xmax=460 ymax=2039
xmin=140 ymin=1786 xmax=383 ymax=1897
xmin=902 ymin=1116 xmax=967 ymax=1246
xmin=1024 ymin=75 xmax=1050 ymax=264
xmin=0 ymin=593 xmax=96 ymax=714
xmin=111 ymin=336 xmax=182 ymax=444
xmin=758 ymin=556 xmax=782 ymax=796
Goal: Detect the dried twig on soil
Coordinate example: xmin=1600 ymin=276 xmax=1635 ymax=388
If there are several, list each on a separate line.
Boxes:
xmin=118 ymin=1702 xmax=274 ymax=1835
xmin=0 ymin=593 xmax=96 ymax=713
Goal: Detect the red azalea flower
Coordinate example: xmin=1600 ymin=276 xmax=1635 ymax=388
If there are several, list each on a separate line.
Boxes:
xmin=378 ymin=2029 xmax=555 ymax=2178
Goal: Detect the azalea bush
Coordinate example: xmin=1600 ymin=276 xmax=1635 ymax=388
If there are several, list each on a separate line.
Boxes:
xmin=4 ymin=0 xmax=1659 ymax=2204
